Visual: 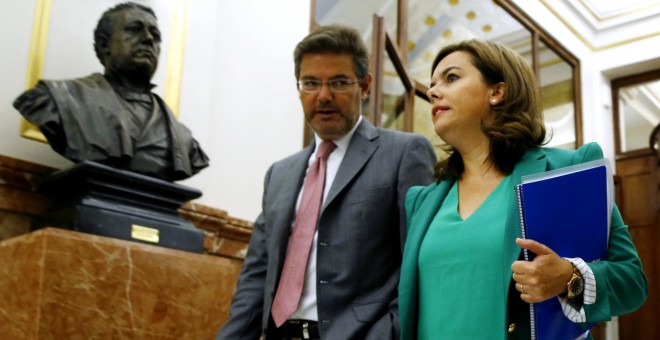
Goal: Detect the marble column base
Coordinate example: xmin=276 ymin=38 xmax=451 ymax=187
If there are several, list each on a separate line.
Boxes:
xmin=0 ymin=227 xmax=243 ymax=339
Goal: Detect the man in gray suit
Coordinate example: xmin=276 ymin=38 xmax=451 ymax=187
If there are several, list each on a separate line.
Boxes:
xmin=217 ymin=24 xmax=436 ymax=339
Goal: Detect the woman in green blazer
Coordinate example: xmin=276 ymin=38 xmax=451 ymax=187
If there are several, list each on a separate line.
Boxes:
xmin=398 ymin=39 xmax=648 ymax=339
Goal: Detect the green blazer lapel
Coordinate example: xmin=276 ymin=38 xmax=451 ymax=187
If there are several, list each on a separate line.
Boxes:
xmin=503 ymin=148 xmax=548 ymax=294
xmin=405 ymin=181 xmax=454 ymax=262
xmin=400 ymin=180 xmax=453 ymax=340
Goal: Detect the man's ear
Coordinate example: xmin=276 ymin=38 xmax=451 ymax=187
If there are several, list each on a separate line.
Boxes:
xmin=360 ymin=73 xmax=372 ymax=100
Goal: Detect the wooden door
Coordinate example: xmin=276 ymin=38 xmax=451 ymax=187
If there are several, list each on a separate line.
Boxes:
xmin=615 ymin=153 xmax=659 ymax=339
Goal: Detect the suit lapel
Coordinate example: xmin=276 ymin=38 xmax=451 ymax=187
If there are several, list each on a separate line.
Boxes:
xmin=322 ymin=119 xmax=378 ymax=210
xmin=272 ymin=146 xmax=314 ymax=272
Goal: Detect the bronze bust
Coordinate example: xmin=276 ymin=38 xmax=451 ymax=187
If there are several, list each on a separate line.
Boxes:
xmin=14 ymin=2 xmax=208 ymax=181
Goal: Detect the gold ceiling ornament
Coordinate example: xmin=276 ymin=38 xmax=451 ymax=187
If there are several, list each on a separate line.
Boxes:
xmin=425 ymin=15 xmax=436 ymax=26
xmin=443 ymin=29 xmax=453 ymax=39
xmin=466 ymin=11 xmax=477 ymax=20
xmin=408 ymin=40 xmax=416 ymax=51
xmin=483 ymin=24 xmax=493 ymax=33
xmin=449 ymin=0 xmax=460 ymax=6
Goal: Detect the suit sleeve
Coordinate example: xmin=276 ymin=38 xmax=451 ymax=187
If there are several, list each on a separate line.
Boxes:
xmin=573 ymin=143 xmax=648 ymax=322
xmin=216 ymin=168 xmax=273 ymax=340
xmin=365 ymin=134 xmax=436 ymax=340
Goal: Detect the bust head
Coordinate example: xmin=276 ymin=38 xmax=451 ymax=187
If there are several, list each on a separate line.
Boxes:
xmin=93 ymin=2 xmax=161 ymax=86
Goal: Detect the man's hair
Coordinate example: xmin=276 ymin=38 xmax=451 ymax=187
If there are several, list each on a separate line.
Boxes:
xmin=93 ymin=2 xmax=157 ymax=66
xmin=431 ymin=39 xmax=547 ymax=180
xmin=293 ymin=24 xmax=369 ymax=80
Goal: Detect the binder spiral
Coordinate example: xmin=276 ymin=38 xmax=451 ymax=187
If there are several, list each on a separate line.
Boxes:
xmin=515 ymin=183 xmax=537 ymax=340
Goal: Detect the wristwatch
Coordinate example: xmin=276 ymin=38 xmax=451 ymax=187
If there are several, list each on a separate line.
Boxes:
xmin=565 ymin=263 xmax=584 ymax=299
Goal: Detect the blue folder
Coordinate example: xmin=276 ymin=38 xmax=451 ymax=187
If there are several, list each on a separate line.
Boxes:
xmin=515 ymin=159 xmax=612 ymax=340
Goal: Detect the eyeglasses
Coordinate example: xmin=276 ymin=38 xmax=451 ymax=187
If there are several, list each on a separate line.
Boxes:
xmin=297 ymin=78 xmax=361 ymax=93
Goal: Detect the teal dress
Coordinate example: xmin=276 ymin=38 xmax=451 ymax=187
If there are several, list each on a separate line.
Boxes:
xmin=417 ymin=176 xmax=511 ymax=339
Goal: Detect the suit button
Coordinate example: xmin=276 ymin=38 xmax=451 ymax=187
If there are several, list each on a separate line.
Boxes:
xmin=508 ymin=323 xmax=516 ymax=333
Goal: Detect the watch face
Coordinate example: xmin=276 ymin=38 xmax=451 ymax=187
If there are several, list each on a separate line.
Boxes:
xmin=568 ymin=273 xmax=584 ymax=298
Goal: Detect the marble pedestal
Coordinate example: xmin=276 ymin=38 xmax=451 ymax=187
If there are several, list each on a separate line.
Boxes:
xmin=0 ymin=228 xmax=243 ymax=339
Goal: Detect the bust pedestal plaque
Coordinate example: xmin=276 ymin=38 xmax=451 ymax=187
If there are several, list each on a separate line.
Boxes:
xmin=34 ymin=161 xmax=204 ymax=253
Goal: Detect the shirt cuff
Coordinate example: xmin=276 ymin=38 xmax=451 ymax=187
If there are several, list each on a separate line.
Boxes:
xmin=558 ymin=257 xmax=596 ymax=323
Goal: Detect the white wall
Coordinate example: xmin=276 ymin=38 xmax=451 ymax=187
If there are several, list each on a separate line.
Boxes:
xmin=0 ymin=0 xmax=73 ymax=169
xmin=0 ymin=0 xmax=310 ymax=221
xmin=177 ymin=0 xmax=310 ymax=220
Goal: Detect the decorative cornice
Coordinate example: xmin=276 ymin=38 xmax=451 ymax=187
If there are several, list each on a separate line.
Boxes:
xmin=540 ymin=0 xmax=660 ymax=51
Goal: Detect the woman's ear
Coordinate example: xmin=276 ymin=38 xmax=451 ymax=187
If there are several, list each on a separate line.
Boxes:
xmin=490 ymin=82 xmax=506 ymax=105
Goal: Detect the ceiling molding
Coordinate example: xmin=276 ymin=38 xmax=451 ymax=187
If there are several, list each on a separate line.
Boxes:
xmin=576 ymin=0 xmax=660 ymax=24
xmin=540 ymin=0 xmax=660 ymax=51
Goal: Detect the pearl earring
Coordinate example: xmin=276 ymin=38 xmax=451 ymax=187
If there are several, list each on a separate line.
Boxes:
xmin=491 ymin=99 xmax=497 ymax=104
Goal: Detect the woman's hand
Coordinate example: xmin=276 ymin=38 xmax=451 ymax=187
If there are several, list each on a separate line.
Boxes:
xmin=511 ymin=238 xmax=574 ymax=303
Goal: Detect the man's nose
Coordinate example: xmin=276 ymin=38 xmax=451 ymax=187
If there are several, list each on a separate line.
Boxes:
xmin=316 ymin=83 xmax=333 ymax=102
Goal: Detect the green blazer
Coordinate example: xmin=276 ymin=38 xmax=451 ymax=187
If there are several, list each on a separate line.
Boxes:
xmin=399 ymin=143 xmax=648 ymax=339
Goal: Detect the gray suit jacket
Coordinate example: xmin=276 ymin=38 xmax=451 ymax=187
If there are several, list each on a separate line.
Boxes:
xmin=217 ymin=119 xmax=436 ymax=339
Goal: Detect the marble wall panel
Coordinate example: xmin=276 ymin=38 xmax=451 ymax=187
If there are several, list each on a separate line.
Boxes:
xmin=0 ymin=228 xmax=244 ymax=339
xmin=0 ymin=230 xmax=44 ymax=339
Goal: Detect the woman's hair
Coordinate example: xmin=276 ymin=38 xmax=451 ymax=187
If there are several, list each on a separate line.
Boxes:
xmin=431 ymin=39 xmax=547 ymax=180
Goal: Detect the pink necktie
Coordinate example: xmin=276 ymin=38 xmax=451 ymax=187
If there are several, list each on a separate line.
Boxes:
xmin=271 ymin=140 xmax=336 ymax=327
